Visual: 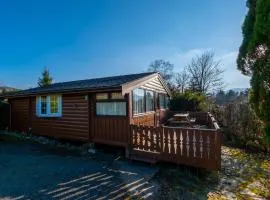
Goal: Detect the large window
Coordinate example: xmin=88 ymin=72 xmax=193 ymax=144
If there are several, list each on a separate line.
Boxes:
xmin=36 ymin=95 xmax=62 ymax=117
xmin=159 ymin=93 xmax=169 ymax=109
xmin=146 ymin=90 xmax=154 ymax=112
xmin=96 ymin=102 xmax=126 ymax=116
xmin=96 ymin=92 xmax=126 ymax=116
xmin=133 ymin=88 xmax=155 ymax=114
xmin=159 ymin=94 xmax=165 ymax=109
xmin=133 ymin=88 xmax=145 ymax=114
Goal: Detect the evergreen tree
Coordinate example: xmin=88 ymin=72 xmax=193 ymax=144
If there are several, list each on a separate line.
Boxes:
xmin=237 ymin=0 xmax=270 ymax=143
xmin=38 ymin=67 xmax=53 ymax=87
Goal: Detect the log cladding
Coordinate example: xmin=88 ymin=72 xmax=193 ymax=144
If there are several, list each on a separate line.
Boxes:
xmin=31 ymin=94 xmax=89 ymax=141
xmin=91 ymin=116 xmax=129 ymax=147
xmin=89 ymin=93 xmax=130 ymax=147
xmin=10 ymin=98 xmax=31 ymax=132
xmin=9 ymin=94 xmax=90 ymax=141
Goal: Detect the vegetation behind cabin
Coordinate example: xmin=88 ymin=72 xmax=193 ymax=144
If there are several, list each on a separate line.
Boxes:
xmin=0 ymin=101 xmax=9 ymax=130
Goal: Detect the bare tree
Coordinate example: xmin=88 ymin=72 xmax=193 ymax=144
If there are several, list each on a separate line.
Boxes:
xmin=148 ymin=59 xmax=174 ymax=86
xmin=175 ymin=69 xmax=189 ymax=92
xmin=186 ymin=51 xmax=224 ymax=94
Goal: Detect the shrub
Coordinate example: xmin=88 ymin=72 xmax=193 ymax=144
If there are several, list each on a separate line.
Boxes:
xmin=170 ymin=91 xmax=208 ymax=111
xmin=213 ymin=101 xmax=268 ymax=152
xmin=0 ymin=101 xmax=10 ymax=130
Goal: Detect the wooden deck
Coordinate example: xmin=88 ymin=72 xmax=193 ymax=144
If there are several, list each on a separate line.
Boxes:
xmin=128 ymin=112 xmax=221 ymax=171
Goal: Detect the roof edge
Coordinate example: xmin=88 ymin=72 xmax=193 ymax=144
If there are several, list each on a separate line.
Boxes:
xmin=121 ymin=72 xmax=172 ymax=96
xmin=1 ymin=86 xmax=121 ymax=99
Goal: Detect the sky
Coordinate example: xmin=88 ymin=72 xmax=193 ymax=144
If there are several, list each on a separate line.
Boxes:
xmin=0 ymin=0 xmax=250 ymax=90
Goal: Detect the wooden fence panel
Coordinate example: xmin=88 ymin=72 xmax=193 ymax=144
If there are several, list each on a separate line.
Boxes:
xmin=130 ymin=126 xmax=221 ymax=170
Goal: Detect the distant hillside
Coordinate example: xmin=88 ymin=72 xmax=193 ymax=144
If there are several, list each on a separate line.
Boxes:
xmin=0 ymin=86 xmax=18 ymax=94
xmin=227 ymin=88 xmax=249 ymax=94
xmin=215 ymin=88 xmax=248 ymax=105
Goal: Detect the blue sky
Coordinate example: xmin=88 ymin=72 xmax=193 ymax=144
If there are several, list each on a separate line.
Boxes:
xmin=0 ymin=0 xmax=250 ymax=89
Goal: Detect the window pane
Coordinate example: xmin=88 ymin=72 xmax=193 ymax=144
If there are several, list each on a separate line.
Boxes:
xmin=133 ymin=88 xmax=145 ymax=114
xmin=96 ymin=93 xmax=108 ymax=100
xmin=111 ymin=92 xmax=124 ymax=99
xmin=146 ymin=90 xmax=154 ymax=112
xmin=165 ymin=96 xmax=170 ymax=109
xmin=96 ymin=102 xmax=126 ymax=116
xmin=41 ymin=96 xmax=47 ymax=114
xmin=159 ymin=94 xmax=165 ymax=109
xmin=50 ymin=96 xmax=59 ymax=114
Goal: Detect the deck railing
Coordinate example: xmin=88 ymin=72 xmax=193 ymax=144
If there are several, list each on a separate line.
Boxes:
xmin=129 ymin=112 xmax=221 ymax=170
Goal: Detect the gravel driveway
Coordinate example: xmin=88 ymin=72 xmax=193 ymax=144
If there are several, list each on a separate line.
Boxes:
xmin=0 ymin=134 xmax=158 ymax=200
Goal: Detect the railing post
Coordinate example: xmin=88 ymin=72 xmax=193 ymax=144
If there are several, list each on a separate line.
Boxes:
xmin=161 ymin=126 xmax=164 ymax=153
xmin=215 ymin=129 xmax=221 ymax=170
xmin=126 ymin=125 xmax=132 ymax=158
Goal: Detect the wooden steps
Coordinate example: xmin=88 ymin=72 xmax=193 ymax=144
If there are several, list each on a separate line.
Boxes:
xmin=129 ymin=149 xmax=160 ymax=164
xmin=129 ymin=154 xmax=157 ymax=164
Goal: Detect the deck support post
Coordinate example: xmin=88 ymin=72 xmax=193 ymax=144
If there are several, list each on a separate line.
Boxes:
xmin=125 ymin=147 xmax=130 ymax=158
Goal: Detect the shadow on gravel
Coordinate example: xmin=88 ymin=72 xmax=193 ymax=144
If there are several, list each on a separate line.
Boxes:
xmin=0 ymin=133 xmax=158 ymax=200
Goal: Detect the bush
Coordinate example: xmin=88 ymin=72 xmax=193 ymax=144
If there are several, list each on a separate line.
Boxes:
xmin=213 ymin=101 xmax=268 ymax=152
xmin=170 ymin=91 xmax=208 ymax=111
xmin=0 ymin=101 xmax=10 ymax=130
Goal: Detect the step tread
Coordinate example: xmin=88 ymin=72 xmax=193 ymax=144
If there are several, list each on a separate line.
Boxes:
xmin=129 ymin=155 xmax=157 ymax=164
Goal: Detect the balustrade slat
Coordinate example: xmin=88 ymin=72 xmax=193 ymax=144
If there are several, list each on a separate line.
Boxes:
xmin=150 ymin=126 xmax=154 ymax=152
xmin=181 ymin=129 xmax=187 ymax=159
xmin=129 ymin=111 xmax=221 ymax=171
xmin=164 ymin=128 xmax=169 ymax=155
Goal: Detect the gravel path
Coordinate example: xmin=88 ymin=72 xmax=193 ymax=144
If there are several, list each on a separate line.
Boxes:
xmin=0 ymin=134 xmax=158 ymax=200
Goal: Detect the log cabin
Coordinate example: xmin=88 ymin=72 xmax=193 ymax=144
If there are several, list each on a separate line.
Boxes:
xmin=2 ymin=72 xmax=171 ymax=148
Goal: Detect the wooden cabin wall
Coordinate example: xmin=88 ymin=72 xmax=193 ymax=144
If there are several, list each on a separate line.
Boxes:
xmin=130 ymin=113 xmax=156 ymax=126
xmin=130 ymin=109 xmax=170 ymax=126
xmin=31 ymin=94 xmax=89 ymax=141
xmin=9 ymin=94 xmax=90 ymax=141
xmin=159 ymin=109 xmax=171 ymax=124
xmin=89 ymin=93 xmax=129 ymax=147
xmin=10 ymin=98 xmax=31 ymax=132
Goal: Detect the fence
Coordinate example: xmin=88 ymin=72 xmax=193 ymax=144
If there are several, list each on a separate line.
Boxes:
xmin=129 ymin=112 xmax=221 ymax=170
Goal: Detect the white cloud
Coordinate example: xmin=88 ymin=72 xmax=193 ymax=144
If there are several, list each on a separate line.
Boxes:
xmin=99 ymin=47 xmax=250 ymax=90
xmin=218 ymin=51 xmax=250 ymax=89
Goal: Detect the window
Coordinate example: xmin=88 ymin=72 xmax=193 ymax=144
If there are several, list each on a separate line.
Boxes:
xmin=159 ymin=94 xmax=165 ymax=109
xmin=96 ymin=93 xmax=109 ymax=100
xmin=96 ymin=92 xmax=126 ymax=116
xmin=165 ymin=96 xmax=170 ymax=109
xmin=159 ymin=93 xmax=170 ymax=109
xmin=40 ymin=96 xmax=47 ymax=114
xmin=146 ymin=90 xmax=154 ymax=112
xmin=96 ymin=102 xmax=126 ymax=116
xmin=36 ymin=95 xmax=62 ymax=117
xmin=50 ymin=95 xmax=59 ymax=113
xmin=133 ymin=88 xmax=145 ymax=114
xmin=111 ymin=92 xmax=124 ymax=99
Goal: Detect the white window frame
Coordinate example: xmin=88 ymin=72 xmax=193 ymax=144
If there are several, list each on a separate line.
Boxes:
xmin=36 ymin=95 xmax=62 ymax=117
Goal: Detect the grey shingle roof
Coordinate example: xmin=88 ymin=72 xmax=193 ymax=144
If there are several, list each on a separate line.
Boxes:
xmin=6 ymin=72 xmax=156 ymax=97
